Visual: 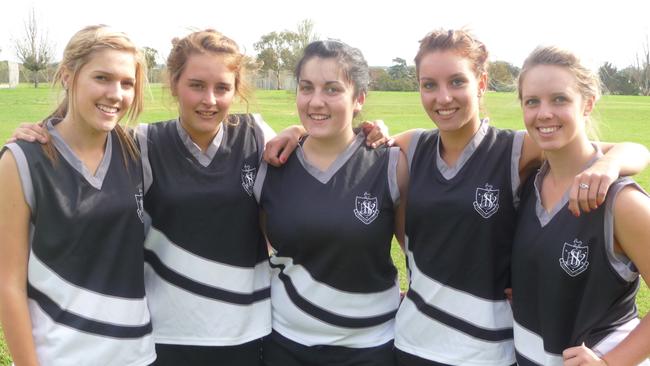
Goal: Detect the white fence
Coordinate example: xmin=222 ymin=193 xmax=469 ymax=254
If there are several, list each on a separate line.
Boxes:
xmin=253 ymin=69 xmax=296 ymax=91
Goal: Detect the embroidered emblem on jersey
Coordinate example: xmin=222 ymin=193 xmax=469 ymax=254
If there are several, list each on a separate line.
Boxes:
xmin=559 ymin=239 xmax=590 ymax=277
xmin=473 ymin=184 xmax=500 ymax=218
xmin=354 ymin=192 xmax=379 ymax=225
xmin=241 ymin=164 xmax=256 ymax=196
xmin=135 ymin=188 xmax=144 ymax=223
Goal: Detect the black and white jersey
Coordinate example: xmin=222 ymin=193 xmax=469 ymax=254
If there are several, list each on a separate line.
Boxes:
xmin=3 ymin=119 xmax=155 ymax=366
xmin=254 ymin=133 xmax=401 ymax=348
xmin=512 ymin=160 xmax=649 ymax=366
xmin=137 ymin=114 xmax=273 ymax=346
xmin=395 ymin=122 xmax=523 ymax=365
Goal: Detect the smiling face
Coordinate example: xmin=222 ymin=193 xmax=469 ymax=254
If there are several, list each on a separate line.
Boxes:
xmin=64 ymin=49 xmax=136 ymax=133
xmin=417 ymin=50 xmax=487 ymax=135
xmin=173 ymin=52 xmax=236 ymax=138
xmin=296 ymin=57 xmax=364 ymax=142
xmin=520 ymin=64 xmax=594 ymax=152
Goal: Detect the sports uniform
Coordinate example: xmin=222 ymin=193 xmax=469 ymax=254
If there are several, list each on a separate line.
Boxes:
xmin=137 ymin=114 xmax=273 ymax=365
xmin=395 ymin=121 xmax=524 ymax=366
xmin=511 ymin=158 xmax=650 ymax=366
xmin=254 ymin=133 xmax=402 ymax=365
xmin=3 ymin=119 xmax=155 ymax=366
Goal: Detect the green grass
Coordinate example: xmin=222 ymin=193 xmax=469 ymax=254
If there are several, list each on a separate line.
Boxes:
xmin=0 ymin=85 xmax=649 ymax=364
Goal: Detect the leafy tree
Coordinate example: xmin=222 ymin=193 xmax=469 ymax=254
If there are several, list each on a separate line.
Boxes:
xmin=598 ymin=62 xmax=618 ymax=94
xmin=370 ymin=58 xmax=417 ymax=91
xmin=388 ymin=58 xmax=410 ymax=79
xmin=599 ymin=62 xmax=641 ymax=95
xmin=619 ymin=66 xmax=642 ymax=95
xmin=143 ymin=47 xmax=159 ymax=82
xmin=285 ymin=19 xmax=319 ymax=72
xmin=14 ymin=8 xmax=53 ymax=88
xmin=254 ymin=19 xmax=319 ymax=90
xmin=488 ymin=61 xmax=518 ymax=92
xmin=255 ymin=31 xmax=299 ymax=89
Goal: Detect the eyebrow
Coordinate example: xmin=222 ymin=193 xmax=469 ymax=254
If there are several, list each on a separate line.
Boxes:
xmin=91 ymin=69 xmax=135 ymax=82
xmin=299 ymin=79 xmax=345 ymax=85
xmin=187 ymin=79 xmax=233 ymax=86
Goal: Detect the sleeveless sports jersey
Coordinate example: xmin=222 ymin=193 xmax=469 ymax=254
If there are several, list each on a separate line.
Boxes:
xmin=138 ymin=114 xmax=272 ymax=346
xmin=3 ymin=120 xmax=155 ymax=366
xmin=254 ymin=133 xmax=402 ymax=348
xmin=395 ymin=122 xmax=523 ymax=365
xmin=512 ymin=160 xmax=649 ymax=365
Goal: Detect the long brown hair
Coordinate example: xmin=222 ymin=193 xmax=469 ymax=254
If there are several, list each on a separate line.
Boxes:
xmin=165 ymin=29 xmax=255 ymax=123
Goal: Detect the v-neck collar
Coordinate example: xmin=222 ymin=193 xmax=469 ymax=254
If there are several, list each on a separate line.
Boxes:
xmin=436 ymin=119 xmax=489 ymax=180
xmin=47 ymin=118 xmax=112 ymax=190
xmin=534 ymin=145 xmax=602 ymax=227
xmin=296 ymin=133 xmax=364 ymax=184
xmin=175 ymin=118 xmax=225 ymax=167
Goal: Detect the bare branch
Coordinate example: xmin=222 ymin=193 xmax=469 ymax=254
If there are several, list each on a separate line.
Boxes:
xmin=14 ymin=8 xmax=54 ymax=88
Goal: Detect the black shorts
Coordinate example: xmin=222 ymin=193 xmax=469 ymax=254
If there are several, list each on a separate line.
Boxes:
xmin=396 ymin=349 xmax=516 ymax=366
xmin=263 ymin=330 xmax=396 ymax=366
xmin=152 ymin=338 xmax=262 ymax=366
xmin=396 ymin=349 xmax=451 ymax=366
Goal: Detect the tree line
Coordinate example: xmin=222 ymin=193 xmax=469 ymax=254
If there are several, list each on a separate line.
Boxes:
xmin=8 ymin=10 xmax=650 ymax=95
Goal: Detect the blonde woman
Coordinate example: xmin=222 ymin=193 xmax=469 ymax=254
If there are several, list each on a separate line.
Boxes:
xmin=0 ymin=25 xmax=155 ymax=366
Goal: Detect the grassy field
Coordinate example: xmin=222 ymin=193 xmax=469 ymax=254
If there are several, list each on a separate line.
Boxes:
xmin=0 ymin=84 xmax=649 ymax=364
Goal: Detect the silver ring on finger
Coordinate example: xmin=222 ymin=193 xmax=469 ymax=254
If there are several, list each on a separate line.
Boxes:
xmin=579 ymin=183 xmax=590 ymax=190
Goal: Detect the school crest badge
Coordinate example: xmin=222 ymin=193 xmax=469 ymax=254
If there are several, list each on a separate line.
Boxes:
xmin=473 ymin=183 xmax=500 ymax=218
xmin=241 ymin=164 xmax=256 ymax=196
xmin=354 ymin=192 xmax=379 ymax=225
xmin=559 ymin=239 xmax=590 ymax=277
xmin=135 ymin=188 xmax=144 ymax=223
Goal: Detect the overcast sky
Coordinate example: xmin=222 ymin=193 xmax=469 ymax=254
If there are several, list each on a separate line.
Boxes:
xmin=2 ymin=0 xmax=649 ymax=70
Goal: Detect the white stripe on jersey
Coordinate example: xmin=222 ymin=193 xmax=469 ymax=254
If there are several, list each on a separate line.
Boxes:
xmin=394 ymin=242 xmax=515 ymax=365
xmin=29 ymin=299 xmax=155 ymax=366
xmin=29 ymin=251 xmax=150 ymax=326
xmin=395 ymin=298 xmax=515 ymax=365
xmin=513 ymin=320 xmax=563 ymax=365
xmin=144 ymin=227 xmax=271 ymax=292
xmin=270 ymin=255 xmax=400 ymax=318
xmin=514 ymin=318 xmax=650 ymax=366
xmin=593 ymin=318 xmax=650 ymax=364
xmin=404 ymin=246 xmax=513 ymax=330
xmin=144 ymin=263 xmax=271 ymax=345
xmin=271 ymin=267 xmax=396 ymax=348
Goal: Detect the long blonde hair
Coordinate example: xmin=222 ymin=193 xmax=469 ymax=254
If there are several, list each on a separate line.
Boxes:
xmin=44 ymin=25 xmax=147 ymax=163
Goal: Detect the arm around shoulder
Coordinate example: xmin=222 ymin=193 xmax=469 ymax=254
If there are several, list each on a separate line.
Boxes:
xmin=0 ymin=149 xmax=40 ymax=366
xmin=391 ymin=129 xmax=419 ymax=154
xmin=596 ymin=141 xmax=650 ymax=177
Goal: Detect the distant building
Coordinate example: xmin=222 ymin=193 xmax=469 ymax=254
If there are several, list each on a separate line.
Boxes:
xmin=0 ymin=61 xmax=19 ymax=88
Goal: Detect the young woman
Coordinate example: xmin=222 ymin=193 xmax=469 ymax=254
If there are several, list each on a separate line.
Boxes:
xmin=389 ymin=29 xmax=649 ymax=366
xmin=263 ymin=30 xmax=648 ymax=366
xmin=0 ymin=25 xmax=155 ymax=365
xmin=137 ymin=30 xmax=273 ymax=366
xmin=254 ymin=40 xmax=408 ymax=366
xmin=8 ymin=29 xmax=389 ymax=366
xmin=511 ymin=46 xmax=650 ymax=366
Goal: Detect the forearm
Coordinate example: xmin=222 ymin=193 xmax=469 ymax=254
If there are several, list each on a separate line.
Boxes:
xmin=0 ymin=287 xmax=40 ymax=366
xmin=601 ymin=316 xmax=650 ymax=366
xmin=598 ymin=142 xmax=650 ymax=176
